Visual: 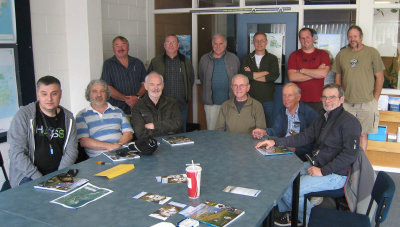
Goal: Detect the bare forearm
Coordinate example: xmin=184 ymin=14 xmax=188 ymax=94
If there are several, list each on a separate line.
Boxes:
xmin=288 ymin=70 xmax=312 ymax=82
xmin=301 ymin=67 xmax=330 ymax=79
xmin=118 ymin=132 xmax=133 ymax=144
xmin=137 ymin=83 xmax=146 ymax=97
xmin=253 ymin=71 xmax=268 ymax=82
xmin=109 ymin=86 xmax=127 ymax=102
xmin=335 ymin=74 xmax=342 ymax=85
xmin=374 ymin=71 xmax=384 ymax=100
xmin=80 ymin=137 xmax=117 ymax=150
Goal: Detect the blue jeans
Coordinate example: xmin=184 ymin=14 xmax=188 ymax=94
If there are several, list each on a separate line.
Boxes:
xmin=277 ymin=162 xmax=347 ymax=223
xmin=181 ymin=104 xmax=188 ymax=132
xmin=19 ymin=177 xmax=32 ymax=186
xmin=262 ymin=101 xmax=274 ymax=127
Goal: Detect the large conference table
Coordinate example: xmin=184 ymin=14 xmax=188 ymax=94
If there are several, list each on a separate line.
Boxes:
xmin=0 ymin=130 xmax=303 ymax=226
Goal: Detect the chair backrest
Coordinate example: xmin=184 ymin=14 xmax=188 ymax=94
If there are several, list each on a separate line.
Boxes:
xmin=366 ymin=171 xmax=395 ymax=226
xmin=0 ymin=151 xmax=8 ymax=180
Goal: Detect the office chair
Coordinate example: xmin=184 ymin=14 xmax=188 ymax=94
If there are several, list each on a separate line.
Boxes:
xmin=303 ymin=187 xmax=345 ymax=226
xmin=0 ymin=151 xmax=11 ymax=191
xmin=308 ymin=171 xmax=395 ymax=227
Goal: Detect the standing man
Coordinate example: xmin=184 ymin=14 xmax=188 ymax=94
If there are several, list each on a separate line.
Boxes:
xmin=199 ymin=34 xmax=240 ymax=130
xmin=101 ymin=36 xmax=147 ymax=115
xmin=256 ymin=84 xmax=361 ymax=225
xmin=215 ymin=74 xmax=266 ymax=134
xmin=8 ymin=76 xmax=78 ymax=188
xmin=76 ymin=80 xmax=133 ymax=158
xmin=240 ymin=32 xmax=279 ymax=127
xmin=333 ymin=25 xmax=385 ymax=153
xmin=288 ymin=28 xmax=330 ymax=112
xmin=131 ymin=72 xmax=182 ymax=139
xmin=148 ymin=34 xmax=194 ymax=132
xmin=252 ymin=83 xmax=317 ymax=161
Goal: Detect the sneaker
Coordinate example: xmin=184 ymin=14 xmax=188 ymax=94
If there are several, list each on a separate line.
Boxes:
xmin=310 ymin=197 xmax=324 ymax=206
xmin=274 ymin=211 xmax=303 ymax=226
xmin=274 ymin=211 xmax=291 ymax=226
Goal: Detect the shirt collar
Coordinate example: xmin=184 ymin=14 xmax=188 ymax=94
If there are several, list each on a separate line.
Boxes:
xmin=86 ymin=102 xmax=115 ymax=114
xmin=285 ymin=105 xmax=299 ymax=117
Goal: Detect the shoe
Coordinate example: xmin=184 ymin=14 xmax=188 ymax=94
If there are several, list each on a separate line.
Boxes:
xmin=274 ymin=211 xmax=291 ymax=226
xmin=310 ymin=197 xmax=324 ymax=206
xmin=274 ymin=211 xmax=303 ymax=226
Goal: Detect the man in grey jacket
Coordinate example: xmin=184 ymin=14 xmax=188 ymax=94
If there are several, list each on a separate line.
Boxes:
xmin=199 ymin=34 xmax=240 ymax=130
xmin=8 ymin=76 xmax=78 ymax=188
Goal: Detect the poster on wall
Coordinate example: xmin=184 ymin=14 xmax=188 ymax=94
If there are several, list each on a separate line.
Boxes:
xmin=177 ymin=35 xmax=191 ymax=59
xmin=249 ymin=33 xmax=284 ymax=84
xmin=0 ymin=0 xmax=17 ymax=43
xmin=315 ymin=34 xmax=342 ymax=84
xmin=0 ymin=48 xmax=19 ymax=141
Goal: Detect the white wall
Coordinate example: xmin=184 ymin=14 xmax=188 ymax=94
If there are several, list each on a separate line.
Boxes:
xmin=102 ymin=0 xmax=149 ymax=65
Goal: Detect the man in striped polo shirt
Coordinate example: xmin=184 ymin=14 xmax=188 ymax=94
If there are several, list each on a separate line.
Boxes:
xmin=76 ymin=80 xmax=134 ymax=157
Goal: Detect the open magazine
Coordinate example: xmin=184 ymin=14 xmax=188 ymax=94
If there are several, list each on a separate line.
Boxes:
xmin=256 ymin=145 xmax=293 ymax=156
xmin=34 ymin=172 xmax=88 ymax=193
xmin=155 ymin=174 xmax=187 ymax=184
xmin=179 ymin=201 xmax=244 ymax=227
xmin=162 ymin=136 xmax=194 ymax=146
xmin=103 ymin=149 xmax=140 ymax=162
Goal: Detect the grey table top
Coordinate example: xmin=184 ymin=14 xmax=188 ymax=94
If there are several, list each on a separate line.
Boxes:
xmin=0 ymin=130 xmax=303 ymax=226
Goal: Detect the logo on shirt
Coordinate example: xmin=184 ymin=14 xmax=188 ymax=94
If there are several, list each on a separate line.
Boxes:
xmin=36 ymin=126 xmax=65 ymax=139
xmin=350 ymin=58 xmax=358 ymax=68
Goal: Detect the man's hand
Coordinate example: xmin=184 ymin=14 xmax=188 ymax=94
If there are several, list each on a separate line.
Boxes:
xmin=252 ymin=128 xmax=267 ymax=139
xmin=289 ymin=147 xmax=296 ymax=153
xmin=145 ymin=123 xmax=155 ymax=129
xmin=318 ymin=63 xmax=327 ymax=69
xmin=244 ymin=66 xmax=251 ymax=72
xmin=255 ymin=140 xmax=275 ymax=149
xmin=125 ymin=95 xmax=139 ymax=107
xmin=107 ymin=143 xmax=121 ymax=151
xmin=307 ymin=166 xmax=323 ymax=177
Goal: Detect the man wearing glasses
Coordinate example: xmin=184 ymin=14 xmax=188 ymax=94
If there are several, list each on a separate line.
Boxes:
xmin=240 ymin=32 xmax=280 ymax=127
xmin=256 ymin=83 xmax=361 ymax=226
xmin=252 ymin=83 xmax=317 ymax=161
xmin=8 ymin=76 xmax=78 ymax=188
xmin=148 ymin=34 xmax=194 ymax=132
xmin=101 ymin=36 xmax=147 ymax=116
xmin=215 ymin=74 xmax=266 ymax=134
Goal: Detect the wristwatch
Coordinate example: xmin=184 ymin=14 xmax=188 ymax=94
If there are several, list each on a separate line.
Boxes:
xmin=299 ymin=69 xmax=303 ymax=74
xmin=135 ymin=95 xmax=141 ymax=99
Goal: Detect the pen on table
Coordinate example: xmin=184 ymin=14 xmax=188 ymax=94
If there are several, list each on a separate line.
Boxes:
xmin=96 ymin=161 xmax=112 ymax=165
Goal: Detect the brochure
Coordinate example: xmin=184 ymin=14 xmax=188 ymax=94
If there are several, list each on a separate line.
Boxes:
xmin=155 ymin=174 xmax=187 ymax=184
xmin=149 ymin=201 xmax=187 ymax=220
xmin=223 ymin=185 xmax=261 ymax=197
xmin=50 ymin=183 xmax=113 ymax=209
xmin=179 ymin=201 xmax=245 ymax=227
xmin=34 ymin=173 xmax=89 ymax=193
xmin=103 ymin=149 xmax=140 ymax=162
xmin=256 ymin=145 xmax=293 ymax=156
xmin=162 ymin=136 xmax=194 ymax=146
xmin=133 ymin=191 xmax=172 ymax=205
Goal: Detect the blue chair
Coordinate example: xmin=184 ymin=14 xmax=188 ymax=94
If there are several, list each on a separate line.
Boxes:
xmin=308 ymin=171 xmax=395 ymax=227
xmin=303 ymin=188 xmax=345 ymax=226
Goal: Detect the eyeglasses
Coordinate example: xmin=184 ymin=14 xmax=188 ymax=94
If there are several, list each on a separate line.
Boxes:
xmin=232 ymin=84 xmax=248 ymax=89
xmin=321 ymin=96 xmax=339 ymax=101
xmin=254 ymin=39 xmax=267 ymax=43
xmin=165 ymin=41 xmax=177 ymax=45
xmin=57 ymin=169 xmax=79 ymax=183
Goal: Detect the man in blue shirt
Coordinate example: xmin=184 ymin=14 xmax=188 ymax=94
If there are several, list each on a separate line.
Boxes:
xmin=252 ymin=83 xmax=317 ymax=161
xmin=76 ymin=80 xmax=133 ymax=157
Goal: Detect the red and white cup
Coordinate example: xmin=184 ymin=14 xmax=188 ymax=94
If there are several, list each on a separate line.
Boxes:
xmin=186 ymin=165 xmax=202 ymax=199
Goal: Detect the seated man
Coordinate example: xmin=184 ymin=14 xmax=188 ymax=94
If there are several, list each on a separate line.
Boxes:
xmin=252 ymin=83 xmax=317 ymax=161
xmin=8 ymin=76 xmax=78 ymax=187
xmin=256 ymin=83 xmax=361 ymax=225
xmin=76 ymin=80 xmax=133 ymax=158
xmin=131 ymin=72 xmax=182 ymax=139
xmin=215 ymin=74 xmax=266 ymax=134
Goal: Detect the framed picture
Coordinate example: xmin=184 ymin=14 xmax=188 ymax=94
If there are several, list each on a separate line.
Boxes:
xmin=0 ymin=46 xmax=21 ymax=142
xmin=0 ymin=0 xmax=17 ymax=43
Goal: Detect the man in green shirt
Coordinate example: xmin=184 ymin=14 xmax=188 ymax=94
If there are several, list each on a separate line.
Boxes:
xmin=332 ymin=25 xmax=385 ymax=152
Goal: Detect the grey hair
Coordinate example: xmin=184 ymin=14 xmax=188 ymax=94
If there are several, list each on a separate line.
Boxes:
xmin=145 ymin=72 xmax=164 ymax=84
xmin=212 ymin=34 xmax=227 ymax=45
xmin=323 ymin=83 xmax=345 ymax=98
xmin=85 ymin=79 xmax=111 ymax=102
xmin=112 ymin=36 xmax=129 ymax=46
xmin=283 ymin=82 xmax=301 ymax=95
xmin=231 ymin=74 xmax=249 ymax=85
xmin=36 ymin=75 xmax=61 ymax=91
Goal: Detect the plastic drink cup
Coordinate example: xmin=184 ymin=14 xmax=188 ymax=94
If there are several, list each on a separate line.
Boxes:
xmin=186 ymin=165 xmax=202 ymax=199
